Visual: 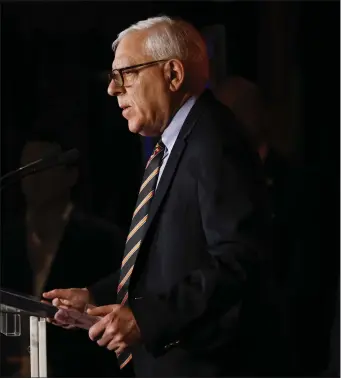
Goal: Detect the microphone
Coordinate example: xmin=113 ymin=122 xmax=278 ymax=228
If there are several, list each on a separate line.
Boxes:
xmin=0 ymin=148 xmax=80 ymax=191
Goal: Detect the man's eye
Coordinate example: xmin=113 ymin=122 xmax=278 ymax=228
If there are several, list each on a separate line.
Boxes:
xmin=123 ymin=70 xmax=137 ymax=77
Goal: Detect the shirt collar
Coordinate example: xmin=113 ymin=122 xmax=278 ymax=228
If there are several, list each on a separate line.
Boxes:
xmin=161 ymin=96 xmax=197 ymax=153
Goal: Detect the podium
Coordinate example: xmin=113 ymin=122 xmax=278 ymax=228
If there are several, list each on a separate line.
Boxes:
xmin=1 ymin=288 xmax=100 ymax=377
xmin=0 ymin=288 xmax=58 ymax=377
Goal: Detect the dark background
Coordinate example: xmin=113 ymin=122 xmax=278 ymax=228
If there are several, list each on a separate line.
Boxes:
xmin=0 ymin=0 xmax=339 ymax=377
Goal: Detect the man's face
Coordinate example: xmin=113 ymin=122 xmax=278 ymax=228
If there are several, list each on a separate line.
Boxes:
xmin=108 ymin=31 xmax=172 ymax=137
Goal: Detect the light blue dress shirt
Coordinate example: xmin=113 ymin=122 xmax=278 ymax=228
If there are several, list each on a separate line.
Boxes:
xmin=156 ymin=96 xmax=197 ymax=188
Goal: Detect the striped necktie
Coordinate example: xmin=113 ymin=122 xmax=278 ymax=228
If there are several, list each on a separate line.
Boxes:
xmin=116 ymin=140 xmax=165 ymax=369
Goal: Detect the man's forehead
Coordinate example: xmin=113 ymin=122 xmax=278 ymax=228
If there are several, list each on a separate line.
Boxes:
xmin=112 ymin=31 xmax=148 ymax=69
xmin=112 ymin=55 xmax=138 ymax=70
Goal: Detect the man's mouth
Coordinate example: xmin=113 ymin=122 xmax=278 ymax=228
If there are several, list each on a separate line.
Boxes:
xmin=122 ymin=106 xmax=131 ymax=117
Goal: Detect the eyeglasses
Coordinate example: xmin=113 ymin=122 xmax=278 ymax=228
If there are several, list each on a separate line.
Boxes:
xmin=108 ymin=59 xmax=167 ymax=87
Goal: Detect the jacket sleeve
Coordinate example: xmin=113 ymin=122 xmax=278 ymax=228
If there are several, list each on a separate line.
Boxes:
xmin=130 ymin=138 xmax=271 ymax=357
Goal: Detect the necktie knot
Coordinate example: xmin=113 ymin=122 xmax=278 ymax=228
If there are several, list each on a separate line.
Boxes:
xmin=153 ymin=140 xmax=165 ymax=157
xmin=146 ymin=140 xmax=165 ymax=168
xmin=155 ymin=139 xmax=165 ymax=150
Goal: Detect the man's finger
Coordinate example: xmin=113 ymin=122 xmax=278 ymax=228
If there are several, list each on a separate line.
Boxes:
xmin=52 ymin=298 xmax=60 ymax=307
xmin=87 ymin=304 xmax=118 ymax=317
xmin=85 ymin=304 xmax=96 ymax=311
xmin=95 ymin=328 xmax=114 ymax=347
xmin=88 ymin=316 xmax=108 ymax=341
xmin=51 ymin=299 xmax=71 ymax=309
xmin=112 ymin=343 xmax=126 ymax=355
xmin=114 ymin=346 xmax=125 ymax=355
xmin=41 ymin=300 xmax=54 ymax=324
xmin=61 ymin=324 xmax=77 ymax=330
xmin=42 ymin=289 xmax=71 ymax=300
xmin=54 ymin=309 xmax=76 ymax=324
xmin=107 ymin=335 xmax=125 ymax=352
xmin=58 ymin=303 xmax=72 ymax=310
xmin=59 ymin=299 xmax=73 ymax=307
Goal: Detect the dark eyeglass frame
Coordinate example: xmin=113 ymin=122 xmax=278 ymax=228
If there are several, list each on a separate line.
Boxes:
xmin=108 ymin=59 xmax=168 ymax=87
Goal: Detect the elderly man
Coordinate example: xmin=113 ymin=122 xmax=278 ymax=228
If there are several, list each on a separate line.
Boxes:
xmin=44 ymin=16 xmax=271 ymax=377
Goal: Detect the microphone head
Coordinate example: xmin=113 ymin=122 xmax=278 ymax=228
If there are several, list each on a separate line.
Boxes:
xmin=0 ymin=148 xmax=80 ymax=190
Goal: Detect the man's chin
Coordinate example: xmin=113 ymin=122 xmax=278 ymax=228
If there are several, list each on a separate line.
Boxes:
xmin=127 ymin=119 xmax=149 ymax=135
xmin=127 ymin=121 xmax=159 ymax=137
xmin=138 ymin=130 xmax=150 ymax=137
xmin=127 ymin=121 xmax=142 ymax=134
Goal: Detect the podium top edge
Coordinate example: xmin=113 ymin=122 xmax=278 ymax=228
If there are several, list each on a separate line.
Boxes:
xmin=0 ymin=288 xmax=57 ymax=318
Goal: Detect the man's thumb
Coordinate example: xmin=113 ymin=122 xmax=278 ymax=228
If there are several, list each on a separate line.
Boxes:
xmin=87 ymin=305 xmax=116 ymax=316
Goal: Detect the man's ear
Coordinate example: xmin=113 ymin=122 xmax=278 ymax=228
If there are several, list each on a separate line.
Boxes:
xmin=164 ymin=59 xmax=185 ymax=92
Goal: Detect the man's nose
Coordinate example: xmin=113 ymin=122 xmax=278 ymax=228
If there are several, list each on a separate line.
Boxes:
xmin=107 ymin=80 xmax=124 ymax=97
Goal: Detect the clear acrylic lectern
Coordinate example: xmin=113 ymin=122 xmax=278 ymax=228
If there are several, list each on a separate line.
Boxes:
xmin=0 ymin=288 xmax=57 ymax=377
xmin=1 ymin=288 xmax=100 ymax=377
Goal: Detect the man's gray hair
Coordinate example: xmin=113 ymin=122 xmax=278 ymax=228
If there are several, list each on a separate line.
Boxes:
xmin=112 ymin=16 xmax=209 ymax=90
xmin=112 ymin=16 xmax=207 ymax=61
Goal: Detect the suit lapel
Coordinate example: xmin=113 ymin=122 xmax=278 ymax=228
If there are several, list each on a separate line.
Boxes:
xmin=141 ymin=91 xmax=210 ymax=239
xmin=144 ymin=137 xmax=186 ymax=234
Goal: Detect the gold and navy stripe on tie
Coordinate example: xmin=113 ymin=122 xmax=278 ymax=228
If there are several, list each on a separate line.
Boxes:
xmin=116 ymin=141 xmax=165 ymax=369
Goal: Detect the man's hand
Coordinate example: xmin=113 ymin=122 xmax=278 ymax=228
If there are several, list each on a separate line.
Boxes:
xmin=42 ymin=287 xmax=91 ymax=311
xmin=42 ymin=287 xmax=93 ymax=328
xmin=87 ymin=305 xmax=141 ymax=355
xmin=53 ymin=307 xmax=100 ymax=330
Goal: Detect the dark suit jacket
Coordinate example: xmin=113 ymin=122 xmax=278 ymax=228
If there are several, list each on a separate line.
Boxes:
xmin=90 ymin=91 xmax=272 ymax=377
xmin=0 ymin=208 xmax=125 ymax=377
